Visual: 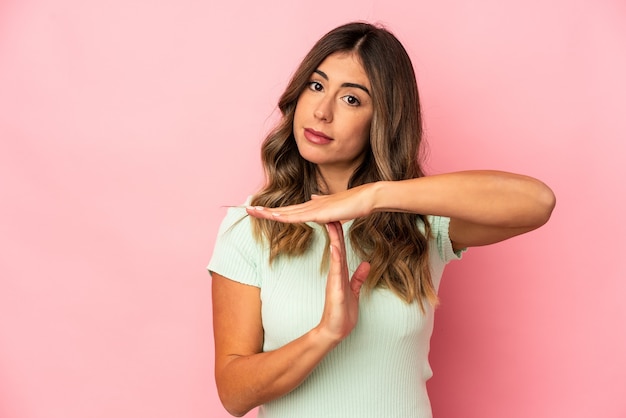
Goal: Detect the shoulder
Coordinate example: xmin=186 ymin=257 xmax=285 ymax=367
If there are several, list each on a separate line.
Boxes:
xmin=215 ymin=196 xmax=254 ymax=233
xmin=209 ymin=199 xmax=267 ymax=288
xmin=216 ymin=205 xmax=253 ymax=237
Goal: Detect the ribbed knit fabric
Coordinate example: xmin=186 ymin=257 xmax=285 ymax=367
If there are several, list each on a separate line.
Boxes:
xmin=208 ymin=204 xmax=463 ymax=418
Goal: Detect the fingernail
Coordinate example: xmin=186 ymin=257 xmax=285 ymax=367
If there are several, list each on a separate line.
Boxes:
xmin=272 ymin=212 xmax=280 ymax=217
xmin=246 ymin=206 xmax=254 ymax=210
xmin=255 ymin=206 xmax=264 ymax=211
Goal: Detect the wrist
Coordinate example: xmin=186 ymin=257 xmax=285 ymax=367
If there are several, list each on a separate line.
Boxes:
xmin=369 ymin=180 xmax=392 ymax=213
xmin=309 ymin=325 xmax=342 ymax=351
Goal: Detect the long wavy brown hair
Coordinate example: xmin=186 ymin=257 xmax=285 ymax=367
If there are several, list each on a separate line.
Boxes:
xmin=250 ymin=22 xmax=437 ymax=309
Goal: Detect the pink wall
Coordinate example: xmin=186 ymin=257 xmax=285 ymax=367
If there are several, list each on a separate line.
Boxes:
xmin=1 ymin=1 xmax=624 ymax=417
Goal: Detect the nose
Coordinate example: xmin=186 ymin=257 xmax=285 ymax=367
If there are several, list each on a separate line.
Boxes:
xmin=314 ymin=96 xmax=333 ymax=123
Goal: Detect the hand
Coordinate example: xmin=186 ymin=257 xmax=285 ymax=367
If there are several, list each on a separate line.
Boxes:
xmin=316 ymin=221 xmax=370 ymax=344
xmin=246 ymin=183 xmax=378 ymax=224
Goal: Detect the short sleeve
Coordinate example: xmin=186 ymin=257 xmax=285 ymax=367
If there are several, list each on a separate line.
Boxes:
xmin=427 ymin=215 xmax=466 ymax=264
xmin=207 ymin=206 xmax=263 ymax=288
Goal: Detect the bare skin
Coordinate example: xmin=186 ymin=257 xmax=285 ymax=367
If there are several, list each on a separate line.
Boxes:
xmin=247 ymin=170 xmax=556 ymax=252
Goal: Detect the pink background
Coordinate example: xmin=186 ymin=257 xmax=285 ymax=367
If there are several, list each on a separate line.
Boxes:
xmin=1 ymin=1 xmax=625 ymax=417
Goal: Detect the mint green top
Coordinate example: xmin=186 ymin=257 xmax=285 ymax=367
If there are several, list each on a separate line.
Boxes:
xmin=208 ymin=205 xmax=463 ymax=418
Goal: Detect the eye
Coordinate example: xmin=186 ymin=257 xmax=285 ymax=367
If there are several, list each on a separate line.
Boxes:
xmin=308 ymin=81 xmax=324 ymax=92
xmin=342 ymin=95 xmax=361 ymax=106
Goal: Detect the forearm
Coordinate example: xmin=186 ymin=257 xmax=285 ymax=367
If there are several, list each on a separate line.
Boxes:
xmin=372 ymin=170 xmax=556 ymax=228
xmin=216 ymin=326 xmax=336 ymax=417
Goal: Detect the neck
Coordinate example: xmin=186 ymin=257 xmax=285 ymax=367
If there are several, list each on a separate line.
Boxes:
xmin=316 ymin=166 xmax=352 ymax=194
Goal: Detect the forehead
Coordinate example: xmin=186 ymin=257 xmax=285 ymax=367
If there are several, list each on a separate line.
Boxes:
xmin=316 ymin=52 xmax=371 ymax=88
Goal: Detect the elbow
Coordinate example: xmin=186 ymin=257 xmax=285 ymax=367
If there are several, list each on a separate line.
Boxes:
xmin=218 ymin=393 xmax=250 ymax=417
xmin=214 ymin=358 xmax=264 ymax=417
xmin=220 ymin=401 xmax=249 ymax=417
xmin=227 ymin=409 xmax=248 ymax=418
xmin=533 ymin=182 xmax=557 ymax=228
xmin=216 ymin=384 xmax=255 ymax=417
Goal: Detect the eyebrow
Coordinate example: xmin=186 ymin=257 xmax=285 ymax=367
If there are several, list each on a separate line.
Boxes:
xmin=314 ymin=69 xmax=371 ymax=96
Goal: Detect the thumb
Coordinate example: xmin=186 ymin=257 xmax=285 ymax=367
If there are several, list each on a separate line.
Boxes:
xmin=350 ymin=261 xmax=371 ymax=298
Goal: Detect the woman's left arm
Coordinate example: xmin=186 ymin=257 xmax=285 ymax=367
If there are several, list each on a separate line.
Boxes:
xmin=375 ymin=170 xmax=556 ymax=251
xmin=247 ymin=170 xmax=556 ymax=250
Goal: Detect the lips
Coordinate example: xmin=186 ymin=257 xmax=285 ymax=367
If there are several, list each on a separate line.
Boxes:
xmin=303 ymin=128 xmax=333 ymax=145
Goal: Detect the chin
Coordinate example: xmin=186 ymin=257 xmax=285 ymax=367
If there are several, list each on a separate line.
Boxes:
xmin=297 ymin=151 xmax=327 ymax=166
xmin=295 ymin=141 xmax=325 ymax=165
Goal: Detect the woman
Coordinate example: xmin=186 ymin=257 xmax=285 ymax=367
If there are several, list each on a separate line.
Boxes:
xmin=209 ymin=22 xmax=555 ymax=418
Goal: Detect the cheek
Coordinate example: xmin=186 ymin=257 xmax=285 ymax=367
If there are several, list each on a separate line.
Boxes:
xmin=356 ymin=117 xmax=372 ymax=143
xmin=293 ymin=95 xmax=308 ymax=125
xmin=293 ymin=102 xmax=302 ymax=126
xmin=348 ymin=123 xmax=370 ymax=156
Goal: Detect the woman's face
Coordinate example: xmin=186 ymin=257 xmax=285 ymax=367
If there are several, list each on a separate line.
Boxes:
xmin=293 ymin=52 xmax=373 ymax=181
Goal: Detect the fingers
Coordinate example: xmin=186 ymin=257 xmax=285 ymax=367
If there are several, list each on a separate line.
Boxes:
xmin=245 ymin=204 xmax=309 ymax=223
xmin=326 ymin=222 xmax=347 ymax=292
xmin=350 ymin=262 xmax=370 ymax=298
xmin=246 ymin=206 xmax=282 ymax=219
xmin=245 ymin=194 xmax=334 ymax=223
xmin=327 ymin=223 xmax=370 ymax=299
xmin=326 ymin=221 xmax=345 ymax=252
xmin=322 ymin=222 xmax=363 ymax=341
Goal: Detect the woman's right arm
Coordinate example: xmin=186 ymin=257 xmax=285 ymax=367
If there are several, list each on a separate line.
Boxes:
xmin=212 ymin=274 xmax=336 ymax=416
xmin=212 ymin=222 xmax=370 ymax=417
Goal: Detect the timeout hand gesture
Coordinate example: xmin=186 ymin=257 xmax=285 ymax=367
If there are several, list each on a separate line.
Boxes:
xmin=317 ymin=221 xmax=370 ymax=344
xmin=246 ymin=187 xmax=374 ymax=343
xmin=245 ymin=183 xmax=377 ymax=225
